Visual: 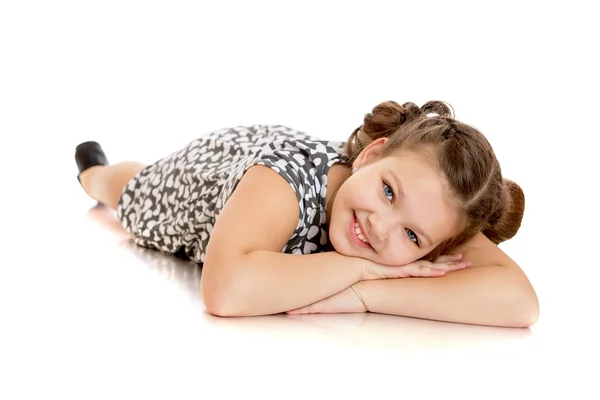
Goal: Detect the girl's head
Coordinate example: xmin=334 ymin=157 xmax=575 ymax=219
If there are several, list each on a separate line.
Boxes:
xmin=328 ymin=100 xmax=524 ymax=265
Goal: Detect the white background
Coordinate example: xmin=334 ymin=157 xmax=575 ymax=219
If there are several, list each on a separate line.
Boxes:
xmin=1 ymin=1 xmax=598 ymax=399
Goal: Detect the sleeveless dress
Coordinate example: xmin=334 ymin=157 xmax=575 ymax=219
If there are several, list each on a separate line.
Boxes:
xmin=116 ymin=124 xmax=348 ymax=264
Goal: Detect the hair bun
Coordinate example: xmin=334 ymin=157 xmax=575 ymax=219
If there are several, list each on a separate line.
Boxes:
xmin=482 ymin=179 xmax=525 ymax=244
xmin=362 ymin=101 xmax=424 ymax=140
xmin=420 ymin=101 xmax=455 ymax=118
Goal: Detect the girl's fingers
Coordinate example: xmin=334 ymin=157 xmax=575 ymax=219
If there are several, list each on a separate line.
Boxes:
xmin=406 ymin=264 xmax=447 ymax=277
xmin=406 ymin=261 xmax=469 ymax=277
xmin=384 ymin=256 xmax=471 ymax=279
xmin=436 ymin=261 xmax=470 ymax=271
xmin=434 ymin=253 xmax=463 ymax=263
xmin=419 ymin=266 xmax=448 ymax=277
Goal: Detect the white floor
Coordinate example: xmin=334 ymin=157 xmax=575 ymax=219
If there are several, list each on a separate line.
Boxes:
xmin=2 ymin=1 xmax=599 ymax=399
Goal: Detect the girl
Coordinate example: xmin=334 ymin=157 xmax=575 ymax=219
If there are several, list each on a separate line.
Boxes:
xmin=75 ymin=100 xmax=539 ymax=327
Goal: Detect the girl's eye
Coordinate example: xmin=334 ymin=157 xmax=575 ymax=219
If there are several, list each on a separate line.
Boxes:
xmin=383 ymin=180 xmax=419 ymax=247
xmin=383 ymin=181 xmax=394 ymax=202
xmin=406 ymin=228 xmax=420 ymax=246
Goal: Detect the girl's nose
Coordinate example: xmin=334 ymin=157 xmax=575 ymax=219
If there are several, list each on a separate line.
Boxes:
xmin=368 ymin=208 xmax=404 ymax=244
xmin=367 ymin=212 xmax=391 ymax=243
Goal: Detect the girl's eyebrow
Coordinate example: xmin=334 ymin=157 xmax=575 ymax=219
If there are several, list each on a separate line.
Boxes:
xmin=388 ymin=169 xmax=433 ymax=246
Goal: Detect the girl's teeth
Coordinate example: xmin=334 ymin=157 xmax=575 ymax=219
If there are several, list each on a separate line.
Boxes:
xmin=354 ymin=222 xmax=369 ymax=244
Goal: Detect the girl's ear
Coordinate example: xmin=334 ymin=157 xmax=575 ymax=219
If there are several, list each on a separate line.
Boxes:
xmin=353 ymin=137 xmax=388 ymax=170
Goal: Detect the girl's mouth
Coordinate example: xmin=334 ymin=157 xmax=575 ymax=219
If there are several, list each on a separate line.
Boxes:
xmin=350 ymin=211 xmax=371 ymax=248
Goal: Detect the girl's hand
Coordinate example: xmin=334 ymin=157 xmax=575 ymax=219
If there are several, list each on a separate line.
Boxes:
xmin=286 ymin=286 xmax=367 ymax=315
xmin=287 ymin=254 xmax=471 ymax=315
xmin=361 ymin=253 xmax=471 ymax=281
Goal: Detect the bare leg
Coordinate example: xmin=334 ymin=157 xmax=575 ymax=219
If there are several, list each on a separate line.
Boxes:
xmin=78 ymin=162 xmax=147 ymax=210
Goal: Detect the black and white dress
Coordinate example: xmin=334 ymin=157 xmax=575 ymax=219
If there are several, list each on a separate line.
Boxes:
xmin=116 ymin=124 xmax=347 ymax=264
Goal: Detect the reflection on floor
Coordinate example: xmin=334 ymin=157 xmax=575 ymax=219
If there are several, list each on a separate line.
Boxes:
xmin=1 ymin=201 xmax=593 ymax=399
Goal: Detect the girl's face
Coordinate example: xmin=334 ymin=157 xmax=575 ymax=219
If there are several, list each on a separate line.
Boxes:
xmin=328 ymin=139 xmax=462 ymax=266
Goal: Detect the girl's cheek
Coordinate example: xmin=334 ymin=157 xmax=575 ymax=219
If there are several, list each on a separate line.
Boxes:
xmin=386 ymin=246 xmax=411 ymax=265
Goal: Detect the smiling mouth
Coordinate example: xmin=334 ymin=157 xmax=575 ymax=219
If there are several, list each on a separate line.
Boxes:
xmin=355 ymin=221 xmax=370 ymax=244
xmin=352 ymin=211 xmax=372 ymax=248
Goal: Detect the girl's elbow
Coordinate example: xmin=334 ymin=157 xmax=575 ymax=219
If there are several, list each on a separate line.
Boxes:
xmin=501 ymin=267 xmax=539 ymax=328
xmin=202 ymin=289 xmax=245 ymax=317
xmin=201 ymin=271 xmax=244 ymax=317
xmin=202 ymin=291 xmax=231 ymax=317
xmin=519 ymin=290 xmax=539 ymax=327
xmin=508 ymin=288 xmax=539 ymax=328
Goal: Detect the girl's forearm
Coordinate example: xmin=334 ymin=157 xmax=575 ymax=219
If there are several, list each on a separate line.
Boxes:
xmin=354 ymin=264 xmax=539 ymax=328
xmin=203 ymin=250 xmax=365 ymax=316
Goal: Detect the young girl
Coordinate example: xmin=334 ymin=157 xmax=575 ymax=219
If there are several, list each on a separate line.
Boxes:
xmin=75 ymin=100 xmax=539 ymax=327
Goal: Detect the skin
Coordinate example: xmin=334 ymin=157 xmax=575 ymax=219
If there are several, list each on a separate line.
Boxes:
xmin=325 ymin=138 xmax=463 ymax=266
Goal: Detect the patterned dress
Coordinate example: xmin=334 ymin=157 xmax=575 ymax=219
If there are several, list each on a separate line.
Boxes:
xmin=116 ymin=124 xmax=347 ymax=264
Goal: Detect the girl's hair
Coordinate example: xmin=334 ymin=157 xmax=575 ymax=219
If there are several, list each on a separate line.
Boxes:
xmin=343 ymin=100 xmax=525 ymax=261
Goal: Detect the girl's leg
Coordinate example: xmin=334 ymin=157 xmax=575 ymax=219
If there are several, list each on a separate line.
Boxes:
xmin=79 ymin=162 xmax=147 ymax=210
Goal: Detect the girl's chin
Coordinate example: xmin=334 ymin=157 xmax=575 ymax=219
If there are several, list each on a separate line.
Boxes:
xmin=328 ymin=218 xmax=355 ymax=255
xmin=327 ymin=232 xmax=347 ymax=254
xmin=326 ymin=234 xmax=340 ymax=252
xmin=325 ymin=240 xmax=338 ymax=252
xmin=328 ymin=236 xmax=356 ymax=258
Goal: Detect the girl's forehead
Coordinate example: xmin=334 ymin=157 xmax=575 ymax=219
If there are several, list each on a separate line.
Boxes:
xmin=387 ymin=145 xmax=439 ymax=164
xmin=378 ymin=150 xmax=443 ymax=180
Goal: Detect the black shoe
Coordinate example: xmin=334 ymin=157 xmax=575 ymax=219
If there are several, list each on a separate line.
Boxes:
xmin=75 ymin=141 xmax=109 ymax=183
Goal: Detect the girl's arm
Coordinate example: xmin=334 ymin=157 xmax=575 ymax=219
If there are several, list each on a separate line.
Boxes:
xmin=201 ymin=165 xmax=367 ymax=316
xmin=353 ymin=232 xmax=539 ymax=327
xmin=203 ymin=166 xmax=462 ymax=317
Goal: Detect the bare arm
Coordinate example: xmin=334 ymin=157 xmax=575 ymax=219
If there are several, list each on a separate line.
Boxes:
xmin=201 ymin=165 xmax=366 ymax=316
xmin=208 ymin=250 xmax=366 ymax=316
xmin=354 ymin=232 xmax=539 ymax=327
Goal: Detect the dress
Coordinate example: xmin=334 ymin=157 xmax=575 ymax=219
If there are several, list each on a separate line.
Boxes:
xmin=116 ymin=124 xmax=347 ymax=264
